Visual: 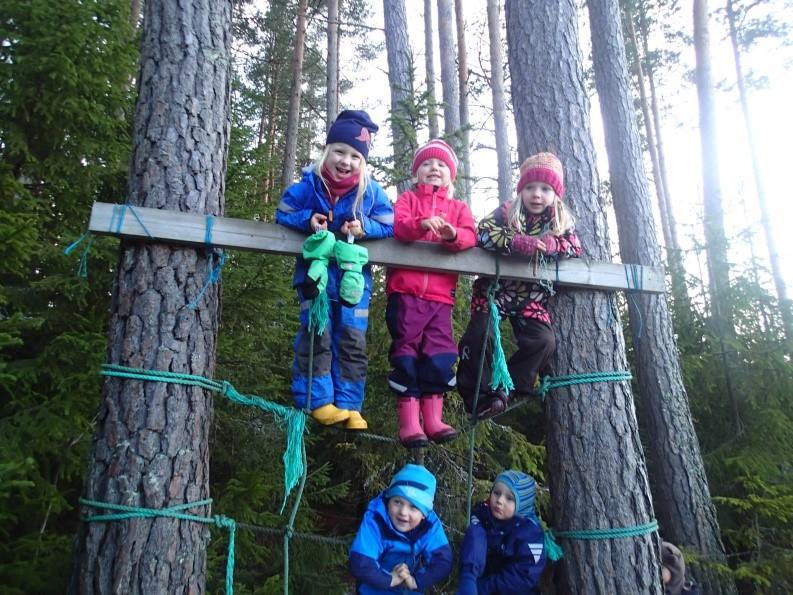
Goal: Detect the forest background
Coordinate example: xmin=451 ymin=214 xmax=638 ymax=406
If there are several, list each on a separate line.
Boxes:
xmin=1 ymin=0 xmax=792 ymax=593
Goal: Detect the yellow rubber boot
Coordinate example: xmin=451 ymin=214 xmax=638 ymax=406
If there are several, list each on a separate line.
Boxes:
xmin=311 ymin=403 xmax=350 ymax=425
xmin=345 ymin=410 xmax=368 ymax=430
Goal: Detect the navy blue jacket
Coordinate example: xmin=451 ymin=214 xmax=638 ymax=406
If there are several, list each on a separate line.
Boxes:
xmin=349 ymin=494 xmax=453 ymax=594
xmin=458 ymin=502 xmax=546 ymax=595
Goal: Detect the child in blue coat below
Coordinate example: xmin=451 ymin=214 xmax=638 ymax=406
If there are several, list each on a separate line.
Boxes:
xmin=457 ymin=470 xmax=547 ymax=595
xmin=276 ymin=110 xmax=394 ymax=430
xmin=350 ymin=464 xmax=453 ymax=594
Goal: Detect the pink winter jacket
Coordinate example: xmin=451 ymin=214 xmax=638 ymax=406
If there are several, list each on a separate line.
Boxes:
xmin=386 ymin=183 xmax=476 ymax=305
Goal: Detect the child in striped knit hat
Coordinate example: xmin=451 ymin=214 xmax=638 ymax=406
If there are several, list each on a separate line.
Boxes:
xmin=456 ymin=152 xmax=582 ymax=418
xmin=457 ymin=470 xmax=547 ymax=594
xmin=385 ymin=139 xmax=477 ymax=447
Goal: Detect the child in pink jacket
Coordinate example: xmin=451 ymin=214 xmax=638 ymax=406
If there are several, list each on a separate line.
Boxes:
xmin=386 ymin=139 xmax=476 ymax=447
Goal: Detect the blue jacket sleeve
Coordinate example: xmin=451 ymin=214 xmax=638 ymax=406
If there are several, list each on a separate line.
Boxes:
xmin=348 ymin=513 xmax=393 ymax=590
xmin=275 ymin=179 xmax=316 ymax=233
xmin=359 ymin=182 xmax=394 ymax=240
xmin=413 ymin=520 xmax=453 ymax=592
xmin=477 ymin=521 xmax=546 ymax=595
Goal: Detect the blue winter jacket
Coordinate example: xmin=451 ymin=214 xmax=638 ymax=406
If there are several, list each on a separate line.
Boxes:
xmin=458 ymin=502 xmax=546 ymax=595
xmin=349 ymin=494 xmax=453 ymax=594
xmin=276 ymin=167 xmax=394 ymax=291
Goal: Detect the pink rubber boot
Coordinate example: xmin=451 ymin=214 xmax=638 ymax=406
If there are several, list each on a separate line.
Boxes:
xmin=420 ymin=394 xmax=458 ymax=443
xmin=397 ymin=397 xmax=428 ymax=448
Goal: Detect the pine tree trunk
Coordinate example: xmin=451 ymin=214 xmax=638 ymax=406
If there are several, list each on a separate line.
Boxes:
xmin=130 ymin=0 xmax=142 ymax=29
xmin=692 ymin=1 xmax=731 ymax=324
xmin=383 ymin=0 xmax=414 ymax=193
xmin=505 ymin=2 xmax=661 ymax=593
xmin=423 ymin=0 xmax=440 ymax=138
xmin=725 ymin=0 xmax=793 ymax=345
xmin=693 ymin=0 xmax=742 ymax=433
xmin=326 ymin=0 xmax=339 ymax=131
xmin=436 ymin=0 xmax=460 ymax=134
xmin=487 ymin=0 xmax=512 ymax=204
xmin=637 ymin=1 xmax=680 ymax=260
xmin=281 ymin=0 xmax=309 ymax=188
xmin=454 ymin=0 xmax=471 ymax=204
xmin=624 ymin=0 xmax=692 ymax=317
xmin=74 ymin=0 xmax=232 ymax=593
xmin=623 ymin=4 xmax=671 ymax=252
xmin=588 ymin=2 xmax=737 ymax=593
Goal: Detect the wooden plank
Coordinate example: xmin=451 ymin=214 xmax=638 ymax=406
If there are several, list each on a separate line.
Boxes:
xmin=88 ymin=202 xmax=664 ymax=293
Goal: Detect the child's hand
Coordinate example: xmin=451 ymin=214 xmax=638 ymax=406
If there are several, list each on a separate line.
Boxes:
xmin=398 ymin=569 xmax=418 ymax=591
xmin=341 ymin=219 xmax=364 ymax=239
xmin=438 ymin=222 xmax=457 ymax=241
xmin=389 ymin=563 xmax=407 ymax=587
xmin=394 ymin=564 xmax=417 ymax=589
xmin=541 ymin=234 xmax=560 ymax=255
xmin=310 ymin=213 xmax=328 ymax=232
xmin=421 ymin=216 xmax=446 ymax=235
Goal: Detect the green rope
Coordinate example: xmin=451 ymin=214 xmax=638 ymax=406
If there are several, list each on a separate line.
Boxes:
xmin=552 ymin=519 xmax=658 ymax=541
xmin=485 ymin=256 xmax=513 ymax=392
xmin=99 ymin=364 xmax=306 ymax=511
xmin=544 ymin=530 xmax=564 ymax=561
xmin=308 ymin=292 xmax=329 ymax=334
xmin=537 ymin=371 xmax=632 ymax=398
xmin=488 ymin=299 xmax=514 ymax=393
xmin=63 ymin=231 xmax=94 ymax=278
xmin=80 ymin=497 xmax=236 ymax=594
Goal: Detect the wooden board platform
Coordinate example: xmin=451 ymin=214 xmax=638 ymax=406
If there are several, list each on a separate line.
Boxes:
xmin=88 ymin=202 xmax=665 ymax=293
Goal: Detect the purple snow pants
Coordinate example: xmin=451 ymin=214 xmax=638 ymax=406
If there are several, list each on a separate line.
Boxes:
xmin=385 ymin=293 xmax=458 ymax=397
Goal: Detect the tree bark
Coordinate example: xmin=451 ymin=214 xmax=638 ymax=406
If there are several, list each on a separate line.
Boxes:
xmin=436 ymin=0 xmax=460 ymax=134
xmin=326 ymin=0 xmax=339 ymax=132
xmin=454 ymin=0 xmax=471 ymax=204
xmin=588 ymin=2 xmax=737 ymax=593
xmin=423 ymin=0 xmax=440 ymax=138
xmin=725 ymin=0 xmax=793 ymax=345
xmin=383 ymin=0 xmax=414 ymax=193
xmin=486 ymin=0 xmax=512 ymax=204
xmin=281 ymin=0 xmax=309 ymax=188
xmin=505 ymin=1 xmax=660 ymax=593
xmin=75 ymin=0 xmax=232 ymax=593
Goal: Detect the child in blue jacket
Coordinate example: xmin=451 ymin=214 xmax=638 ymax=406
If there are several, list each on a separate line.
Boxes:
xmin=350 ymin=464 xmax=453 ymax=594
xmin=457 ymin=470 xmax=547 ymax=595
xmin=276 ymin=110 xmax=394 ymax=430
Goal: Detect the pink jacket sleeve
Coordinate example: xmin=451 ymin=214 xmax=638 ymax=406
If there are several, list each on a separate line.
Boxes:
xmin=443 ymin=201 xmax=477 ymax=252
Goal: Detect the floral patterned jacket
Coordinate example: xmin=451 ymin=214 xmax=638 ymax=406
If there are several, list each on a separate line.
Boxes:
xmin=471 ymin=203 xmax=582 ymax=325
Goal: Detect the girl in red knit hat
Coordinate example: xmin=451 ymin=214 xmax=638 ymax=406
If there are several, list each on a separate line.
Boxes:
xmin=456 ymin=152 xmax=582 ymax=418
xmin=385 ymin=139 xmax=476 ymax=447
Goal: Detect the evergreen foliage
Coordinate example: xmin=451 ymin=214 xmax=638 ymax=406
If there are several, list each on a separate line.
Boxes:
xmin=0 ymin=0 xmax=137 ymax=591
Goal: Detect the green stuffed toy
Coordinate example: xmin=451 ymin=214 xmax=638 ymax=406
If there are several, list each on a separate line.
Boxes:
xmin=300 ymin=230 xmax=336 ymax=299
xmin=334 ymin=241 xmax=369 ymax=307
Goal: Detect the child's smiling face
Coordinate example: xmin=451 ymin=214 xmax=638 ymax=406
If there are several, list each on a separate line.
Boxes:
xmin=488 ymin=480 xmax=517 ymax=521
xmin=415 ymin=158 xmax=452 ymax=188
xmin=324 ymin=142 xmax=362 ymax=180
xmin=520 ymin=182 xmax=555 ymax=215
xmin=387 ymin=496 xmax=425 ymax=532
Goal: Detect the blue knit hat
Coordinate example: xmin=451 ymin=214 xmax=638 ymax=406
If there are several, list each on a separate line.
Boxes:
xmin=326 ymin=109 xmax=379 ymax=160
xmin=385 ymin=464 xmax=436 ymax=517
xmin=494 ymin=470 xmax=537 ymax=519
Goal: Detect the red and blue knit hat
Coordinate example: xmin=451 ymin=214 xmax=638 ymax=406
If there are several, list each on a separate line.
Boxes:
xmin=411 ymin=139 xmax=458 ymax=181
xmin=516 ymin=152 xmax=565 ymax=198
xmin=385 ymin=463 xmax=436 ymax=517
xmin=326 ymin=109 xmax=379 ymax=160
xmin=494 ymin=470 xmax=537 ymax=519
